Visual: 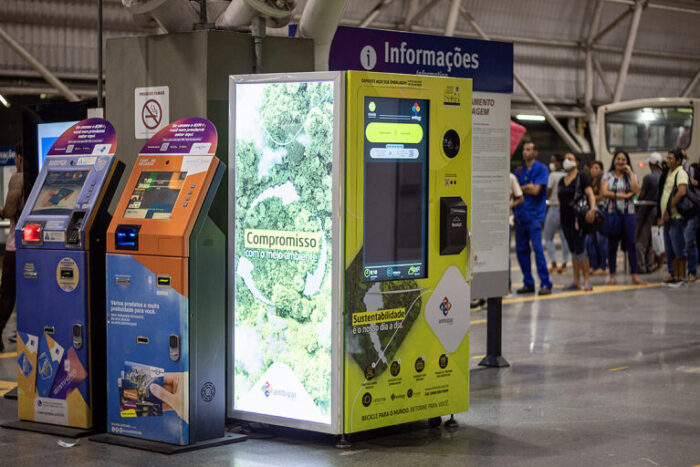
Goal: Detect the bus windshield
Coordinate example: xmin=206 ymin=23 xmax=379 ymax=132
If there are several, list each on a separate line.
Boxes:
xmin=605 ymin=106 xmax=693 ymax=153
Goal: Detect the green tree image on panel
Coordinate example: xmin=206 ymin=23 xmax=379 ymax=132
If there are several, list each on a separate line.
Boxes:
xmin=234 ymin=82 xmax=333 ymax=421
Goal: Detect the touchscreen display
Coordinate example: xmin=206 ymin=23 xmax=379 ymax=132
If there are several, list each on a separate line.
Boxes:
xmin=30 ymin=170 xmax=89 ymax=216
xmin=363 ymin=97 xmax=429 ymax=282
xmin=124 ymin=171 xmax=186 ymax=219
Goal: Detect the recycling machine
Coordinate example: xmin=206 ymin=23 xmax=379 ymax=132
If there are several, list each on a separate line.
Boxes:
xmin=228 ymin=71 xmax=473 ymax=435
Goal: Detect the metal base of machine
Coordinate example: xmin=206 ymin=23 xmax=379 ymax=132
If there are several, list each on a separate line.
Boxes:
xmin=478 ymin=355 xmax=510 ymax=368
xmin=1 ymin=419 xmax=103 ymax=438
xmin=2 ymin=387 xmax=17 ymax=400
xmin=90 ymin=432 xmax=247 ymax=454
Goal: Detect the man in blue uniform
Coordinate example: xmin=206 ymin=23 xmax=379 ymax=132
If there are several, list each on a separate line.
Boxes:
xmin=513 ymin=141 xmax=552 ymax=295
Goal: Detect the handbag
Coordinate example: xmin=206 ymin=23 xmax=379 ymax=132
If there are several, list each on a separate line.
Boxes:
xmin=670 ymin=172 xmax=700 ymax=220
xmin=570 ymin=174 xmax=590 ymax=218
xmin=600 ymin=204 xmax=622 ymax=237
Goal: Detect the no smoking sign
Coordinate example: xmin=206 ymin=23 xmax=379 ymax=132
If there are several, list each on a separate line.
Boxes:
xmin=134 ymin=86 xmax=169 ymax=139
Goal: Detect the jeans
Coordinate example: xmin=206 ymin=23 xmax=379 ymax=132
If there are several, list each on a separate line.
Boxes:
xmin=586 ymin=232 xmax=608 ymax=270
xmin=607 ymin=212 xmax=639 ymax=274
xmin=663 ymin=218 xmax=687 ymax=274
xmin=685 ymin=216 xmax=698 ymax=275
xmin=543 ymin=206 xmax=569 ymax=265
xmin=515 ymin=218 xmax=552 ymax=289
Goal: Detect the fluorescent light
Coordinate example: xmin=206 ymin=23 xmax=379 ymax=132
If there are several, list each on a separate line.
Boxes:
xmin=516 ymin=114 xmax=545 ymax=121
xmin=0 ymin=94 xmax=9 ymax=108
xmin=640 ymin=108 xmax=656 ymax=122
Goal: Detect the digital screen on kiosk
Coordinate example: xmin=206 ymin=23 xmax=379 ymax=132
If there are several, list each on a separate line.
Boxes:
xmin=30 ymin=170 xmax=89 ymax=216
xmin=123 ymin=171 xmax=186 ymax=219
xmin=232 ymin=80 xmax=334 ymax=425
xmin=37 ymin=120 xmax=79 ymax=170
xmin=362 ymin=97 xmax=429 ymax=282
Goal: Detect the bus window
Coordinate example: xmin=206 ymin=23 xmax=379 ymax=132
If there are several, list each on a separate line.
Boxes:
xmin=605 ymin=106 xmax=693 ymax=154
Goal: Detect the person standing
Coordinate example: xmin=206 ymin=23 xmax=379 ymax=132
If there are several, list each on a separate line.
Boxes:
xmin=544 ymin=153 xmax=569 ymax=274
xmin=601 ymin=151 xmax=645 ymax=285
xmin=558 ymin=153 xmax=597 ymax=290
xmin=659 ymin=149 xmax=689 ymax=286
xmin=0 ymin=142 xmax=24 ymax=352
xmin=636 ymin=152 xmax=663 ymax=274
xmin=586 ymin=161 xmax=608 ymax=275
xmin=513 ymin=141 xmax=553 ymax=295
xmin=509 ymin=173 xmax=524 ymax=293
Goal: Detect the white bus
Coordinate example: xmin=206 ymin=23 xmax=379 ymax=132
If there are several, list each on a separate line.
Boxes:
xmin=597 ymin=97 xmax=697 ymax=175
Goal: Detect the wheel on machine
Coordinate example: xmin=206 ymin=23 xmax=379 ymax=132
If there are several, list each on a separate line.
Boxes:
xmin=428 ymin=416 xmax=442 ymax=428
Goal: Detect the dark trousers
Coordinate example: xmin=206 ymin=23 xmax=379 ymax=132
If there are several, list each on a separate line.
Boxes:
xmin=0 ymin=250 xmax=16 ymax=339
xmin=607 ymin=213 xmax=638 ymax=274
xmin=635 ymin=213 xmax=655 ymax=272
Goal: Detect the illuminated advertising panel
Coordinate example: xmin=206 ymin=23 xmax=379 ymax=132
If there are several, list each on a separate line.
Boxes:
xmin=233 ymin=80 xmax=335 ymax=424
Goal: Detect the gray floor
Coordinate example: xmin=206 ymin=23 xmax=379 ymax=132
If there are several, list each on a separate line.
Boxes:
xmin=1 ymin=259 xmax=699 ymax=466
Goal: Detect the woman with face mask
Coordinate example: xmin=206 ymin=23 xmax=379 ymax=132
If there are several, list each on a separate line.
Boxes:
xmin=544 ymin=153 xmax=570 ymax=274
xmin=601 ymin=151 xmax=645 ymax=285
xmin=558 ymin=153 xmax=597 ymax=290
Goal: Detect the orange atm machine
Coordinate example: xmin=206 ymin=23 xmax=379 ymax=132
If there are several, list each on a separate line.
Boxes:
xmin=95 ymin=118 xmax=244 ymax=451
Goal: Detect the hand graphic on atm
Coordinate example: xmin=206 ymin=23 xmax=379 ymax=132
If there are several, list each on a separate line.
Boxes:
xmin=149 ymin=372 xmax=189 ymax=423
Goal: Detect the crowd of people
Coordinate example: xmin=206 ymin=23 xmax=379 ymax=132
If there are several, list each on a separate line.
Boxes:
xmin=510 ymin=141 xmax=700 ymax=294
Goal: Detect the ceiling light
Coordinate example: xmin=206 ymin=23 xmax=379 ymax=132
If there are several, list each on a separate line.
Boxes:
xmin=0 ymin=94 xmax=10 ymax=108
xmin=516 ymin=114 xmax=545 ymax=121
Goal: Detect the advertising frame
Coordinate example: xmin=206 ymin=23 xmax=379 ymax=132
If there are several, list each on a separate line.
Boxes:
xmin=227 ymin=71 xmax=345 ymax=434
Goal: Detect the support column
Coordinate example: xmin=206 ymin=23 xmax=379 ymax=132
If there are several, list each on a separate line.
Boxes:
xmin=478 ymin=298 xmax=509 ymax=368
xmin=445 ymin=0 xmax=462 ymax=36
xmin=613 ymin=0 xmax=644 ymax=102
xmin=585 ymin=0 xmax=605 ymax=155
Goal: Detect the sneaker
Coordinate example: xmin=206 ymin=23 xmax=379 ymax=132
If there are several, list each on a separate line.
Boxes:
xmin=667 ymin=280 xmax=684 ymax=288
xmin=8 ymin=332 xmax=16 ymax=343
xmin=516 ymin=285 xmax=535 ymax=294
xmin=584 ymin=283 xmax=593 ymax=291
xmin=564 ymin=283 xmax=580 ymax=291
xmin=538 ymin=287 xmax=552 ymax=296
xmin=689 ymin=274 xmax=697 ymax=282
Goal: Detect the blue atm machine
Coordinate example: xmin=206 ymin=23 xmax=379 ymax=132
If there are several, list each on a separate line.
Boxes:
xmin=8 ymin=119 xmax=123 ymax=435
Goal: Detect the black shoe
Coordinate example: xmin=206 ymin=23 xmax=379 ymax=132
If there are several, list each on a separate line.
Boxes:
xmin=0 ymin=340 xmax=4 ymax=353
xmin=516 ymin=286 xmax=535 ymax=294
xmin=8 ymin=331 xmax=16 ymax=343
xmin=538 ymin=287 xmax=552 ymax=296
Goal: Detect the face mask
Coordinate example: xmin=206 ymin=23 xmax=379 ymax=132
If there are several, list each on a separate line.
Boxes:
xmin=549 ymin=163 xmax=556 ymax=171
xmin=563 ymin=159 xmax=577 ymax=171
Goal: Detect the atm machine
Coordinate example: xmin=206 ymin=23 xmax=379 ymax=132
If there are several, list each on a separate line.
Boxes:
xmin=228 ymin=71 xmax=473 ymax=437
xmin=8 ymin=118 xmax=123 ymax=434
xmin=97 ymin=118 xmax=243 ymax=450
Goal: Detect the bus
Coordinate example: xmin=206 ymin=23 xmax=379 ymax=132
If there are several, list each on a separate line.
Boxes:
xmin=597 ymin=97 xmax=697 ymax=176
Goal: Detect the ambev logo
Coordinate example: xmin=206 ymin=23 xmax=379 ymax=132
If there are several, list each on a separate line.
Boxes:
xmin=439 ymin=296 xmax=452 ymax=316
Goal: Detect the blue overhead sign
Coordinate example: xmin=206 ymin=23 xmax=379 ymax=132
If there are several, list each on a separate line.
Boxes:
xmin=329 ymin=26 xmax=513 ymax=93
xmin=0 ymin=146 xmax=15 ymax=166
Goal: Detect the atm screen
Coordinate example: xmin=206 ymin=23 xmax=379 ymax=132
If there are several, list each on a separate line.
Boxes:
xmin=362 ymin=96 xmax=429 ymax=282
xmin=124 ymin=171 xmax=187 ymax=219
xmin=30 ymin=170 xmax=89 ymax=216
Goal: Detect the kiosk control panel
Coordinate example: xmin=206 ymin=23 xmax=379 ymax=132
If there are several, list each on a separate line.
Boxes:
xmin=105 ymin=118 xmax=226 ymax=446
xmin=15 ymin=118 xmax=123 ymax=429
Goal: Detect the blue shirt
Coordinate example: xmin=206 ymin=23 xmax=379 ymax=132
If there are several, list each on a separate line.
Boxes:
xmin=513 ymin=160 xmax=549 ymax=223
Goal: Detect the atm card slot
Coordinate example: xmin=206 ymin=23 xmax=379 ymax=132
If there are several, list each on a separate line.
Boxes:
xmin=60 ymin=268 xmax=74 ymax=279
xmin=23 ymin=271 xmax=38 ymax=279
xmin=136 ymin=336 xmax=149 ymax=344
xmin=115 ymin=276 xmax=131 ymax=285
xmin=44 ymin=326 xmax=55 ymax=335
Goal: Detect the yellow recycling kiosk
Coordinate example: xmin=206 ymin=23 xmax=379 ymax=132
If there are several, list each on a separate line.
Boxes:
xmin=228 ymin=71 xmax=473 ymax=437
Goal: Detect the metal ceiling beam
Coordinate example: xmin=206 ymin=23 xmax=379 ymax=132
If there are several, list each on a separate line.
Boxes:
xmin=0 ymin=26 xmax=79 ymax=102
xmin=592 ymin=6 xmax=633 ymax=44
xmin=613 ymin=0 xmax=644 ymax=102
xmin=605 ymin=0 xmax=700 ymax=15
xmin=460 ymin=8 xmax=583 ymax=153
xmin=592 ymin=55 xmax=615 ymax=99
xmin=402 ymin=0 xmax=418 ymax=30
xmin=346 ymin=18 xmax=700 ymax=62
xmin=358 ymin=0 xmax=394 ymax=28
xmin=445 ymin=0 xmax=461 ymax=36
xmin=681 ymin=65 xmax=700 ymax=97
xmin=404 ymin=0 xmax=442 ymax=31
xmin=585 ymin=0 xmax=605 ymax=155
